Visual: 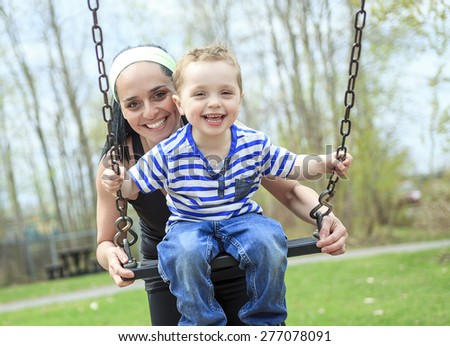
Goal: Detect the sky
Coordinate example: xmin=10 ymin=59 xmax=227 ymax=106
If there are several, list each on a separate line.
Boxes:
xmin=83 ymin=0 xmax=450 ymax=175
xmin=1 ymin=0 xmax=449 ymax=178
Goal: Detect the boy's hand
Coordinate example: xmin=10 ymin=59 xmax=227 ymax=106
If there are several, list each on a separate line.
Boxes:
xmin=324 ymin=152 xmax=353 ymax=178
xmin=101 ymin=166 xmax=125 ymax=194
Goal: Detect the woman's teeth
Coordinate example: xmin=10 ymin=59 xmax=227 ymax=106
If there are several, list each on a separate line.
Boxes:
xmin=146 ymin=118 xmax=167 ymax=129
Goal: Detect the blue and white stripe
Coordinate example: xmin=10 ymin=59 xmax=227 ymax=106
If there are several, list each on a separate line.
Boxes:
xmin=128 ymin=123 xmax=297 ymax=224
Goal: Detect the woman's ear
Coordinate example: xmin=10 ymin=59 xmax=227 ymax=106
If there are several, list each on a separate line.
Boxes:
xmin=172 ymin=95 xmax=184 ymax=115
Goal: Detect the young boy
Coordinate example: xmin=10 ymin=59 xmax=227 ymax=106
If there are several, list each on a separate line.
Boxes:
xmin=102 ymin=44 xmax=351 ymax=326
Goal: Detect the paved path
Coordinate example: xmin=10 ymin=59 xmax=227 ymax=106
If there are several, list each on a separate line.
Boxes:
xmin=1 ymin=239 xmax=449 ymax=314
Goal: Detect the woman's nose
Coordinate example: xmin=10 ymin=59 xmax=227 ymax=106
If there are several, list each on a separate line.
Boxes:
xmin=142 ymin=101 xmax=157 ymax=119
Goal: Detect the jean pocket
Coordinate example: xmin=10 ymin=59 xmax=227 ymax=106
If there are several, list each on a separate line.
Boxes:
xmin=234 ymin=173 xmax=257 ymax=202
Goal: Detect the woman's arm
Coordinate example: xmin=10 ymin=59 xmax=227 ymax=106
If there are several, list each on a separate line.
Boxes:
xmin=261 ymin=178 xmax=347 ymax=256
xmin=96 ymin=160 xmax=136 ymax=286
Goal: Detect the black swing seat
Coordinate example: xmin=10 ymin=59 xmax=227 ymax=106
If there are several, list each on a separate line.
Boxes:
xmin=123 ymin=234 xmax=320 ymax=281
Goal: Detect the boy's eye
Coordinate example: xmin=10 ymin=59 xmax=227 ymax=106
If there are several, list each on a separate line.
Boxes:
xmin=222 ymin=90 xmax=236 ymax=97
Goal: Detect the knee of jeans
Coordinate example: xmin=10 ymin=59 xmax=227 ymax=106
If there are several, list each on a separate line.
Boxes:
xmin=268 ymin=242 xmax=286 ymax=267
xmin=251 ymin=232 xmax=286 ymax=265
xmin=173 ymin=232 xmax=207 ymax=264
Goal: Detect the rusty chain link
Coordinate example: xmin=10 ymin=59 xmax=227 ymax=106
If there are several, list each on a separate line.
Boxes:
xmin=87 ymin=0 xmax=137 ymax=250
xmin=310 ymin=0 xmax=366 ymax=223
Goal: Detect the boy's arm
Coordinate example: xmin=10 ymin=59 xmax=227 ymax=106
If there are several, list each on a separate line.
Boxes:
xmin=261 ymin=178 xmax=348 ymax=256
xmin=101 ymin=167 xmax=139 ymax=198
xmin=289 ymin=153 xmax=353 ymax=181
xmin=121 ymin=170 xmax=140 ymax=198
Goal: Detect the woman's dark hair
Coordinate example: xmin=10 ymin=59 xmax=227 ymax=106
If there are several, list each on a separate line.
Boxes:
xmin=100 ymin=44 xmax=174 ymax=161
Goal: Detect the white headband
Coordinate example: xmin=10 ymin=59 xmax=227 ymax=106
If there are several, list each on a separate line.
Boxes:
xmin=109 ymin=46 xmax=176 ymax=102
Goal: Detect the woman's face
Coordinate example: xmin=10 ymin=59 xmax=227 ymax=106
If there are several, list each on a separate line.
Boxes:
xmin=115 ymin=61 xmax=180 ymax=148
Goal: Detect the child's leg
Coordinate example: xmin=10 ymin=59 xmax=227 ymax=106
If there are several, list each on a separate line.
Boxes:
xmin=157 ymin=221 xmax=226 ymax=326
xmin=218 ymin=213 xmax=288 ymax=326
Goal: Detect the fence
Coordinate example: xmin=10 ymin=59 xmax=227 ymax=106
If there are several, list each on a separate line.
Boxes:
xmin=0 ymin=227 xmax=102 ymax=286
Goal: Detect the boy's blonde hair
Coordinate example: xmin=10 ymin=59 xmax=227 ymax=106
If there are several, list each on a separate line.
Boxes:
xmin=172 ymin=43 xmax=243 ymax=93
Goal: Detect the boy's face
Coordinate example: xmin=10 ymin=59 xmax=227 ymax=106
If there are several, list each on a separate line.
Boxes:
xmin=172 ymin=60 xmax=243 ymax=138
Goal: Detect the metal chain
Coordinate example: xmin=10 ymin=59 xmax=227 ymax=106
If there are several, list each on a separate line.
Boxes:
xmin=87 ymin=0 xmax=137 ymax=249
xmin=310 ymin=0 xmax=366 ymax=222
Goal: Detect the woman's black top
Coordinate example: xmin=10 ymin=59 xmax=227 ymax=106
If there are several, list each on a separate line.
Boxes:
xmin=128 ymin=136 xmax=171 ymax=260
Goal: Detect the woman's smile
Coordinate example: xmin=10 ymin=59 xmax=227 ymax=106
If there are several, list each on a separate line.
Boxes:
xmin=145 ymin=116 xmax=168 ymax=130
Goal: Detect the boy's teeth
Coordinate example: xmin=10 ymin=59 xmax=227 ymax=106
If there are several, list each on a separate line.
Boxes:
xmin=206 ymin=115 xmax=222 ymax=123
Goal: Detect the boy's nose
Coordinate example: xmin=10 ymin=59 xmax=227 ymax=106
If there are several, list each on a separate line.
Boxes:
xmin=207 ymin=96 xmax=221 ymax=108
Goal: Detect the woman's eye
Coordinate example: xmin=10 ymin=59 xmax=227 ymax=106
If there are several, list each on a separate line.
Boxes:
xmin=127 ymin=101 xmax=140 ymax=109
xmin=153 ymin=91 xmax=167 ymax=101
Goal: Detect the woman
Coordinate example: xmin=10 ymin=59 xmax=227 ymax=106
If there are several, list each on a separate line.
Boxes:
xmin=95 ymin=44 xmax=349 ymax=326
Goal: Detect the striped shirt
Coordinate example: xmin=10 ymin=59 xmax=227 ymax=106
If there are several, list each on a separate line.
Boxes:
xmin=128 ymin=123 xmax=297 ymax=225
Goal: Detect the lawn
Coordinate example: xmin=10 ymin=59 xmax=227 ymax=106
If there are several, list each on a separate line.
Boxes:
xmin=285 ymin=247 xmax=449 ymax=326
xmin=0 ymin=247 xmax=448 ymax=326
xmin=0 ymin=272 xmax=114 ymax=305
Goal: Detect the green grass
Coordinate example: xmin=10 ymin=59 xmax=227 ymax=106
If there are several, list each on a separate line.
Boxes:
xmin=0 ymin=290 xmax=150 ymax=326
xmin=0 ymin=272 xmax=113 ymax=304
xmin=0 ymin=247 xmax=448 ymax=326
xmin=286 ymin=247 xmax=450 ymax=326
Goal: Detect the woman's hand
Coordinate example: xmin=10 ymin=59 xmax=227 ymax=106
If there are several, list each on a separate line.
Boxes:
xmin=316 ymin=214 xmax=348 ymax=256
xmin=104 ymin=245 xmax=136 ymax=287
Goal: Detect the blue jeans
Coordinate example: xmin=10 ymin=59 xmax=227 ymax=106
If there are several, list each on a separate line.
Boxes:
xmin=157 ymin=213 xmax=288 ymax=326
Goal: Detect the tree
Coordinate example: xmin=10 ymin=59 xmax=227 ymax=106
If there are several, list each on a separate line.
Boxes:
xmin=45 ymin=0 xmax=97 ymax=229
xmin=0 ymin=1 xmax=99 ymax=233
xmin=1 ymin=5 xmax=67 ymax=232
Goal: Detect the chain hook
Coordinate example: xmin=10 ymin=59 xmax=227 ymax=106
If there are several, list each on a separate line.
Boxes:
xmin=113 ymin=215 xmax=138 ymax=247
xmin=312 ymin=211 xmax=323 ymax=240
xmin=122 ymin=238 xmax=138 ymax=269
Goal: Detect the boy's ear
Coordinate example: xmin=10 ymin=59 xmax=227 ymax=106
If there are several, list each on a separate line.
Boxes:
xmin=172 ymin=95 xmax=184 ymax=114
